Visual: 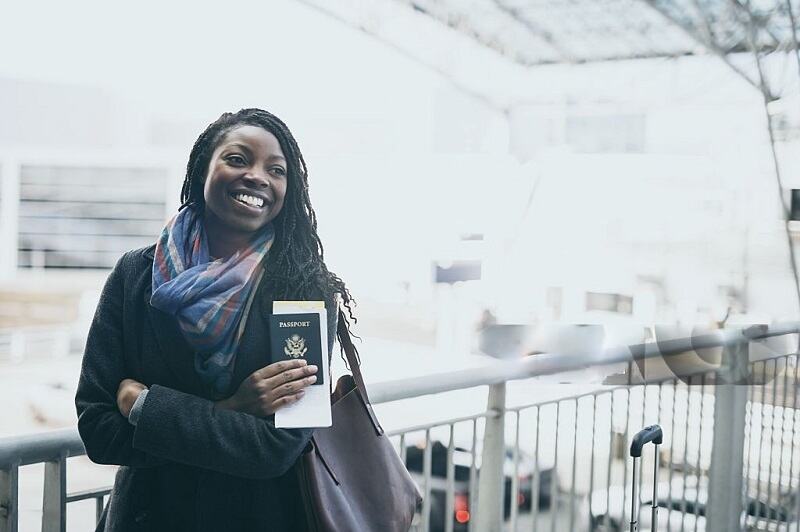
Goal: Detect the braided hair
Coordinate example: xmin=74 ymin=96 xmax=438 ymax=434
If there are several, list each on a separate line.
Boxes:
xmin=179 ymin=108 xmax=359 ymax=365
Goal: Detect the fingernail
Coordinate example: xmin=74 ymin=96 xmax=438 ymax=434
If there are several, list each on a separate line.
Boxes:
xmin=309 ymin=365 xmax=318 ymax=372
xmin=299 ymin=360 xmax=307 ymax=365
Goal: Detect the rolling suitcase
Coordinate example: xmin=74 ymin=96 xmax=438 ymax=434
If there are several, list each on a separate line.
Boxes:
xmin=629 ymin=424 xmax=663 ymax=532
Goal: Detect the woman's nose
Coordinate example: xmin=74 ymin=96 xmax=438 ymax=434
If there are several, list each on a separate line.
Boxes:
xmin=242 ymin=171 xmax=270 ymax=187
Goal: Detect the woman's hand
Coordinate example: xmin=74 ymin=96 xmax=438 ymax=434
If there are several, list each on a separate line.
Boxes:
xmin=215 ymin=359 xmax=318 ymax=417
xmin=116 ymin=378 xmax=148 ymax=418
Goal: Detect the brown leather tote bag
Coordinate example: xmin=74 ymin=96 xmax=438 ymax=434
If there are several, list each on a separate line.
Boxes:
xmin=294 ymin=310 xmax=423 ymax=532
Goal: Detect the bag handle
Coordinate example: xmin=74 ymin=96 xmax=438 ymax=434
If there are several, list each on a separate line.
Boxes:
xmin=336 ymin=309 xmax=384 ymax=436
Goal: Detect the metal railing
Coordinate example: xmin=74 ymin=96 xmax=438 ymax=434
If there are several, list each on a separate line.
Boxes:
xmin=1 ymin=322 xmax=799 ymax=532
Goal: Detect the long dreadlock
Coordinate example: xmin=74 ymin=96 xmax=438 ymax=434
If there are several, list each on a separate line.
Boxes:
xmin=179 ymin=108 xmax=360 ymax=367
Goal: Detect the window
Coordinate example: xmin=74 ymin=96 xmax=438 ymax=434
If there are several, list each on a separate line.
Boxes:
xmin=565 ymin=114 xmax=646 ymax=153
xmin=586 ymin=291 xmax=633 ymax=314
xmin=18 ymin=165 xmax=167 ymax=269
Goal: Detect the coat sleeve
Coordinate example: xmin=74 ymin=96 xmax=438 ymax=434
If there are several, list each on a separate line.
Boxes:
xmin=131 ymin=385 xmax=315 ymax=479
xmin=129 ymin=293 xmax=342 ymax=480
xmin=74 ymin=253 xmax=169 ymax=468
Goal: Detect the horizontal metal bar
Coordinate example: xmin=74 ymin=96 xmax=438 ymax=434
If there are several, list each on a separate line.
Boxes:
xmin=508 ymin=385 xmax=628 ymax=413
xmin=370 ymin=322 xmax=800 ymax=404
xmin=0 ymin=323 xmax=797 ymax=471
xmin=0 ymin=430 xmax=84 ymax=469
xmin=501 ymin=349 xmax=796 ymax=413
xmin=385 ymin=409 xmax=500 ymax=437
xmin=65 ymin=487 xmax=112 ymax=504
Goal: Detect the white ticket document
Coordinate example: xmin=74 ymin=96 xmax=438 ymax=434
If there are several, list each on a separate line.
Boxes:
xmin=272 ymin=301 xmax=332 ymax=428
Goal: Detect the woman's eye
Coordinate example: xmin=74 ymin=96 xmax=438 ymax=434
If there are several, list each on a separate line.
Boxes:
xmin=270 ymin=167 xmax=286 ymax=177
xmin=226 ymin=155 xmax=246 ymax=166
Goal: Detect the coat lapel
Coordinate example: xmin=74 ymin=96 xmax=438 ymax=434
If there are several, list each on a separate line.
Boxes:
xmin=142 ymin=249 xmax=207 ymax=396
xmin=229 ymin=275 xmax=273 ymax=388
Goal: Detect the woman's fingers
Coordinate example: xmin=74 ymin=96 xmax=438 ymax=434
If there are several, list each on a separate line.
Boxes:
xmin=253 ymin=359 xmax=307 ymax=381
xmin=270 ymin=390 xmax=306 ymax=411
xmin=282 ymin=364 xmax=318 ymax=383
xmin=240 ymin=360 xmax=319 ymax=415
xmin=261 ymin=368 xmax=316 ymax=414
xmin=268 ymin=372 xmax=317 ymax=400
xmin=252 ymin=361 xmax=317 ymax=387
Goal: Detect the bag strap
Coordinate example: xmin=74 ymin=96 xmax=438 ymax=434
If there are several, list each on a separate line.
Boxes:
xmin=336 ymin=309 xmax=371 ymax=404
xmin=336 ymin=309 xmax=384 ymax=436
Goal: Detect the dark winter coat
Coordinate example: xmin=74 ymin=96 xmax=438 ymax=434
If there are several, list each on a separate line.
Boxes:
xmin=74 ymin=244 xmax=337 ymax=532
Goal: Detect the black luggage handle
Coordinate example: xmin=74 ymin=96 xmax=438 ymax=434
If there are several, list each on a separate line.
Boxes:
xmin=629 ymin=425 xmax=663 ymax=457
xmin=629 ymin=424 xmax=663 ymax=532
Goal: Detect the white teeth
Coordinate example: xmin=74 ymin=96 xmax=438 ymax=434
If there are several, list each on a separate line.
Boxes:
xmin=233 ymin=193 xmax=264 ymax=208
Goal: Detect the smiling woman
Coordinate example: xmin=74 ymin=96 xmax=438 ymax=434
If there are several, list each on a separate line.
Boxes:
xmin=74 ymin=108 xmax=358 ymax=532
xmin=202 ymin=126 xmax=288 ymax=258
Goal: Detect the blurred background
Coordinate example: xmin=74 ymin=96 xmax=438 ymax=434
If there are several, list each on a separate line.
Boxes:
xmin=3 ymin=0 xmax=800 ymax=530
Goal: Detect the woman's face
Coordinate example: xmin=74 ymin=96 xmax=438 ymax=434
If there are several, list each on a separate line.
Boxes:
xmin=202 ymin=125 xmax=288 ymax=241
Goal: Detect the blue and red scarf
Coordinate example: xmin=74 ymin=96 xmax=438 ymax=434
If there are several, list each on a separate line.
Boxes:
xmin=150 ymin=205 xmax=275 ymax=396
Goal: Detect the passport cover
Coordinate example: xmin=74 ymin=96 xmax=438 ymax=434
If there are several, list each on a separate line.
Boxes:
xmin=268 ymin=312 xmax=324 ymax=385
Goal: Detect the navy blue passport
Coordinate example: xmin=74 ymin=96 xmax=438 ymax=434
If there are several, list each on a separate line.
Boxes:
xmin=268 ymin=312 xmax=324 ymax=385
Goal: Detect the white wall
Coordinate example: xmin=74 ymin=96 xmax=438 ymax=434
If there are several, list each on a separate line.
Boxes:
xmin=1 ymin=1 xmax=799 ymax=324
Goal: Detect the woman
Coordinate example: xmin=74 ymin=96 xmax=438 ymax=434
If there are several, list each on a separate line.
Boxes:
xmin=75 ymin=108 xmax=357 ymax=531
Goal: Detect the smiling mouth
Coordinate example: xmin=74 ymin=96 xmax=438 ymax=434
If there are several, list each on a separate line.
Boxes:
xmin=230 ymin=192 xmax=266 ymax=210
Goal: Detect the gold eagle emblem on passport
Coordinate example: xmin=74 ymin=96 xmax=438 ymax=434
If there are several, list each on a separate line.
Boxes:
xmin=284 ymin=334 xmax=308 ymax=358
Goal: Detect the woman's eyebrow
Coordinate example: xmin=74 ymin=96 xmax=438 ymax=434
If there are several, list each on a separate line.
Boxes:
xmin=224 ymin=143 xmax=285 ymax=163
xmin=224 ymin=143 xmax=253 ymax=154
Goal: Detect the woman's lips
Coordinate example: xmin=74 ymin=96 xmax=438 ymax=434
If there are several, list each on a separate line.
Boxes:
xmin=230 ymin=194 xmax=267 ymax=214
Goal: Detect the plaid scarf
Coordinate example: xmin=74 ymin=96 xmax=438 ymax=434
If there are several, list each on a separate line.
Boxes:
xmin=150 ymin=205 xmax=275 ymax=396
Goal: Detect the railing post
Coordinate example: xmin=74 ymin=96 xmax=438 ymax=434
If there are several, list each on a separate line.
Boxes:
xmin=42 ymin=455 xmax=66 ymax=532
xmin=0 ymin=463 xmax=19 ymax=532
xmin=476 ymin=382 xmax=506 ymax=532
xmin=706 ymin=340 xmax=749 ymax=532
xmin=95 ymin=496 xmax=105 ymax=525
xmin=421 ymin=429 xmax=432 ymax=532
